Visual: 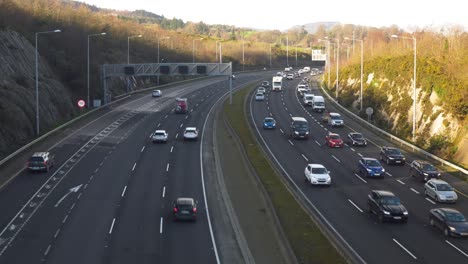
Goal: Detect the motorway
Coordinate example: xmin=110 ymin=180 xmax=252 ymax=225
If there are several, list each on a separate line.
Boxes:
xmin=249 ymin=75 xmax=468 ymax=263
xmin=0 ymin=73 xmax=267 ymax=264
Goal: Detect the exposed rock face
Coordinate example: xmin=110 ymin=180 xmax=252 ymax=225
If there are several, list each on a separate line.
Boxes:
xmin=0 ymin=30 xmax=75 ymax=158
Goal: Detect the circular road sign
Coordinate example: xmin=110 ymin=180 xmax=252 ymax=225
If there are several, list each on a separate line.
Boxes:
xmin=77 ymin=99 xmax=86 ymax=108
xmin=366 ymin=107 xmax=374 ymax=115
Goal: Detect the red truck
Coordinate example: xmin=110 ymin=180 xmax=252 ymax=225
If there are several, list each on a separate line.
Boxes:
xmin=175 ymin=97 xmax=188 ymax=114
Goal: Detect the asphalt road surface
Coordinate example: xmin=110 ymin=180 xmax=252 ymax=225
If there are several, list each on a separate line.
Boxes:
xmin=248 ymin=74 xmax=468 ymax=264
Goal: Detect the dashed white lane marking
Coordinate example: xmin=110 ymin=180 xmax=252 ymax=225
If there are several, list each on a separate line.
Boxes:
xmin=175 ymin=133 xmax=179 ymax=139
xmin=141 ymin=146 xmax=145 ymax=152
xmin=162 ymin=186 xmax=166 ymax=198
xmin=157 ymin=123 xmax=161 ymax=128
xmin=164 ymin=115 xmax=168 ymax=119
xmin=170 ymin=146 xmax=174 ymax=153
xmin=185 ymin=116 xmax=188 ymax=119
xmin=331 ymin=155 xmax=341 ymax=163
xmin=289 ymin=113 xmax=292 ymax=117
xmin=54 ymin=228 xmax=60 ymax=238
xmin=160 ymin=217 xmax=164 ymax=234
xmin=62 ymin=215 xmax=68 ymax=224
xmin=385 ymin=172 xmax=392 ymax=177
xmin=393 ymin=239 xmax=417 ymax=260
xmin=43 ymin=244 xmax=51 ymax=256
xmin=166 ymin=163 xmax=170 ymax=172
xmin=410 ymin=188 xmax=420 ymax=194
xmin=279 ymin=129 xmax=284 ymax=134
xmin=348 ymin=199 xmax=363 ymax=213
xmin=301 ymin=154 xmax=309 ymax=162
xmin=314 ymin=140 xmax=321 ymax=146
xmin=109 ymin=218 xmax=116 ymax=234
xmin=397 ymin=179 xmax=406 ymax=185
xmin=132 ymin=163 xmax=137 ymax=171
xmin=288 ymin=140 xmax=294 ymax=146
xmin=121 ymin=186 xmax=127 ymax=197
xmin=425 ymin=198 xmax=436 ymax=205
xmin=354 ymin=173 xmax=368 ymax=183
xmin=350 ymin=148 xmax=356 ymax=152
xmin=180 ymin=123 xmax=184 ymax=128
xmin=270 ymin=113 xmax=273 ymax=116
xmin=446 ymin=240 xmax=468 ymax=258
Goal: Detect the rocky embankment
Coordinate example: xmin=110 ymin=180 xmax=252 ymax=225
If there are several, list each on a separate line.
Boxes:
xmin=0 ymin=30 xmax=75 ymax=158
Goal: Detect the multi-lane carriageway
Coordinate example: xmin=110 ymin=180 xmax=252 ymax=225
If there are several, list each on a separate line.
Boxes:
xmin=0 ymin=73 xmax=268 ymax=264
xmin=249 ymin=76 xmax=468 ymax=263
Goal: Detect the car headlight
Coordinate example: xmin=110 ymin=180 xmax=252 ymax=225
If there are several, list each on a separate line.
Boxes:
xmin=294 ymin=131 xmax=299 ymax=134
xmin=449 ymin=226 xmax=456 ymax=231
xmin=389 ymin=157 xmax=395 ymax=160
xmin=366 ymin=168 xmax=372 ymax=172
xmin=403 ymin=211 xmax=408 ymax=215
xmin=383 ymin=211 xmax=390 ymax=215
xmin=423 ymin=173 xmax=429 ymax=176
xmin=381 ymin=168 xmax=385 ymax=172
xmin=437 ymin=173 xmax=441 ymax=176
xmin=305 ymin=131 xmax=309 ymax=134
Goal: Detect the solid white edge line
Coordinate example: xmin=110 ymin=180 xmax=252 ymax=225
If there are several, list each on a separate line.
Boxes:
xmin=393 ymin=238 xmax=417 ymax=260
xmin=354 ymin=173 xmax=368 ymax=183
xmin=331 ymin=155 xmax=341 ymax=163
xmin=397 ymin=179 xmax=406 ymax=185
xmin=162 ymin=186 xmax=166 ymax=198
xmin=425 ymin=198 xmax=436 ymax=205
xmin=410 ymin=188 xmax=420 ymax=194
xmin=132 ymin=163 xmax=137 ymax=171
xmin=109 ymin=218 xmax=116 ymax=234
xmin=348 ymin=199 xmax=363 ymax=213
xmin=250 ymin=90 xmax=367 ymax=264
xmin=160 ymin=217 xmax=163 ymax=234
xmin=301 ymin=154 xmax=309 ymax=162
xmin=121 ymin=186 xmax=127 ymax=197
xmin=445 ymin=240 xmax=468 ymax=258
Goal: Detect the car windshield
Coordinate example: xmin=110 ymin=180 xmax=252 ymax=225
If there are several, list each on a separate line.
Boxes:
xmin=352 ymin=133 xmax=363 ymax=139
xmin=387 ymin=149 xmax=401 ymax=155
xmin=155 ymin=132 xmax=165 ymax=136
xmin=330 ymin=115 xmax=341 ymax=120
xmin=436 ymin=184 xmax=452 ymax=191
xmin=315 ymin=102 xmax=325 ymax=106
xmin=29 ymin=157 xmax=44 ymax=162
xmin=311 ymin=168 xmax=327 ymax=174
xmin=294 ymin=122 xmax=308 ymax=129
xmin=446 ymin=212 xmax=466 ymax=222
xmin=381 ymin=196 xmax=401 ymax=205
xmin=422 ymin=163 xmax=436 ymax=171
xmin=256 ymin=93 xmax=263 ymax=96
xmin=365 ymin=160 xmax=380 ymax=167
xmin=330 ymin=135 xmax=340 ymax=140
xmin=265 ymin=118 xmax=274 ymax=122
xmin=177 ymin=204 xmax=194 ymax=210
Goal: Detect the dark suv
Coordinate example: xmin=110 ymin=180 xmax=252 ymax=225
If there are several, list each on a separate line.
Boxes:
xmin=367 ymin=190 xmax=408 ymax=223
xmin=173 ymin=198 xmax=197 ymax=221
xmin=27 ymin=152 xmax=55 ymax=172
xmin=380 ymin=147 xmax=406 ymax=165
xmin=410 ymin=160 xmax=441 ymax=182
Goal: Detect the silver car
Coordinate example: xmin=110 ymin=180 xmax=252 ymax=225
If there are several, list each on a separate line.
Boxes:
xmin=151 ymin=130 xmax=168 ymax=143
xmin=424 ymin=179 xmax=457 ymax=203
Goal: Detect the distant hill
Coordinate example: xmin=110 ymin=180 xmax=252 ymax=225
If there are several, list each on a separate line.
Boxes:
xmin=290 ymin=22 xmax=340 ymax=33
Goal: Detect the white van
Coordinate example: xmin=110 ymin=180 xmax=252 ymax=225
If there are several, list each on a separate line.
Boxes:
xmin=312 ymin=96 xmax=325 ymax=112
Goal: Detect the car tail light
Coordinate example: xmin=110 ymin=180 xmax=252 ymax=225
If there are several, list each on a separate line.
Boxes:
xmin=193 ymin=208 xmax=197 ymax=213
xmin=173 ymin=207 xmax=178 ymax=213
xmin=43 ymin=161 xmax=48 ymax=166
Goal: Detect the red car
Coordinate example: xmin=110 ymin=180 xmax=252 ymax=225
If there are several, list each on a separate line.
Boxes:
xmin=325 ymin=132 xmax=344 ymax=148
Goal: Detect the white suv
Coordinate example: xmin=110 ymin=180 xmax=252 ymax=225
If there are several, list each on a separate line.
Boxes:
xmin=304 ymin=164 xmax=331 ymax=186
xmin=183 ymin=127 xmax=199 ymax=140
xmin=151 ymin=130 xmax=168 ymax=143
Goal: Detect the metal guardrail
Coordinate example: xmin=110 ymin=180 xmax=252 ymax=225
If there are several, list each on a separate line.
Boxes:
xmin=0 ymin=76 xmax=215 ymax=169
xmin=319 ymin=83 xmax=468 ymax=176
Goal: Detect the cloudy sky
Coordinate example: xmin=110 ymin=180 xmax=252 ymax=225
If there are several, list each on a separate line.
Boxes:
xmin=78 ymin=0 xmax=467 ymax=31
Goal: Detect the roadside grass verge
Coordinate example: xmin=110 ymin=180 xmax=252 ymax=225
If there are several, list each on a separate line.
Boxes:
xmin=223 ymin=86 xmax=347 ymax=263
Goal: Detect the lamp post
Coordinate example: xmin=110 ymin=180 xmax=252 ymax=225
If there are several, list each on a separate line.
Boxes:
xmin=325 ymin=37 xmax=339 ymax=99
xmin=286 ymin=36 xmax=289 ymax=67
xmin=87 ymin=32 xmax=106 ymax=109
xmin=127 ymin=34 xmax=142 ymax=64
xmin=242 ymin=33 xmax=245 ymax=71
xmin=35 ymin=29 xmax=61 ymax=135
xmin=391 ymin=34 xmax=417 ymax=141
xmin=157 ymin=36 xmax=170 ymax=63
xmin=345 ymin=37 xmax=363 ymax=112
xmin=269 ymin=43 xmax=272 ymax=68
xmin=295 ymin=44 xmax=298 ymax=67
xmin=216 ymin=41 xmax=220 ymax=62
xmin=318 ymin=39 xmax=331 ymax=89
xmin=192 ymin=37 xmax=203 ymax=63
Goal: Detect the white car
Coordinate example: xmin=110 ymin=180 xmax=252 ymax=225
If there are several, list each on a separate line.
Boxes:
xmin=152 ymin=89 xmax=162 ymax=97
xmin=183 ymin=127 xmax=199 ymax=140
xmin=424 ymin=179 xmax=457 ymax=203
xmin=151 ymin=130 xmax=168 ymax=143
xmin=257 ymin=87 xmax=266 ymax=94
xmin=286 ymin=74 xmax=294 ymax=80
xmin=255 ymin=93 xmax=265 ymax=101
xmin=304 ymin=164 xmax=331 ymax=186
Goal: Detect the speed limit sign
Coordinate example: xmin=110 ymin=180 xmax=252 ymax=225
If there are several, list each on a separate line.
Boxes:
xmin=77 ymin=99 xmax=86 ymax=108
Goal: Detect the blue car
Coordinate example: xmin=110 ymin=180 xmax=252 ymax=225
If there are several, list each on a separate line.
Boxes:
xmin=263 ymin=117 xmax=276 ymax=129
xmin=358 ymin=158 xmax=385 ymax=178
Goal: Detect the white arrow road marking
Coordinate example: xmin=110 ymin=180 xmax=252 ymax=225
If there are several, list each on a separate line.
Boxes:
xmin=54 ymin=184 xmax=83 ymax=207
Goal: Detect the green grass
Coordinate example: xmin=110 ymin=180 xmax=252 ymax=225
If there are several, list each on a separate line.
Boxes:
xmin=223 ymin=86 xmax=347 ymax=264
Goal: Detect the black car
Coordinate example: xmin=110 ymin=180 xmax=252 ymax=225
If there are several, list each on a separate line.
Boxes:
xmin=410 ymin=160 xmax=441 ymax=182
xmin=173 ymin=198 xmax=197 ymax=221
xmin=380 ymin=146 xmax=406 ymax=165
xmin=430 ymin=208 xmax=468 ymax=237
xmin=367 ymin=190 xmax=408 ymax=223
xmin=347 ymin=132 xmax=367 ymax=146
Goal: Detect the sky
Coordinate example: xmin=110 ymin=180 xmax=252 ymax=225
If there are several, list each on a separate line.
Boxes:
xmin=77 ymin=0 xmax=467 ymax=31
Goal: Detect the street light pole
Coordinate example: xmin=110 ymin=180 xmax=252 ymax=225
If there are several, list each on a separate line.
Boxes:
xmin=286 ymin=36 xmax=289 ymax=67
xmin=87 ymin=32 xmax=106 ymax=109
xmin=269 ymin=43 xmax=272 ymax=68
xmin=391 ymin=34 xmax=417 ymax=141
xmin=345 ymin=37 xmax=364 ymax=112
xmin=35 ymin=29 xmax=61 ymax=136
xmin=158 ymin=37 xmax=170 ymax=63
xmin=295 ymin=45 xmax=298 ymax=67
xmin=318 ymin=39 xmax=331 ymax=89
xmin=192 ymin=38 xmax=203 ymax=63
xmin=127 ymin=34 xmax=142 ymax=64
xmin=326 ymin=37 xmax=339 ymax=99
xmin=242 ymin=33 xmax=245 ymax=71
